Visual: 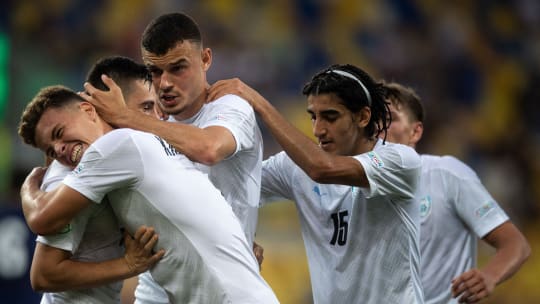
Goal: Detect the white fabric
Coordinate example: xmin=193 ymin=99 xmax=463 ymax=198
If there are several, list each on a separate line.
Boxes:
xmin=136 ymin=94 xmax=263 ymax=304
xmin=261 ymin=140 xmax=423 ymax=304
xmin=63 ymin=129 xmax=278 ymax=304
xmin=38 ymin=160 xmax=123 ymax=304
xmin=418 ymin=155 xmax=509 ymax=304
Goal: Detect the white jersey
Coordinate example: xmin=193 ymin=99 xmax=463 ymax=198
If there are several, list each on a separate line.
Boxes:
xmin=37 ymin=161 xmax=124 ymax=304
xmin=63 ymin=129 xmax=278 ymax=304
xmin=169 ymin=94 xmax=263 ymax=243
xmin=418 ymin=155 xmax=509 ymax=304
xmin=261 ymin=140 xmax=423 ymax=304
xmin=136 ymin=94 xmax=264 ymax=304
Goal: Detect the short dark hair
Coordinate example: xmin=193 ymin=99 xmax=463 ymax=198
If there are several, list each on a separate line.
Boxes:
xmin=302 ymin=64 xmax=389 ymax=140
xmin=141 ymin=12 xmax=202 ymax=55
xmin=382 ymin=82 xmax=424 ymax=123
xmin=86 ymin=56 xmax=151 ymax=95
xmin=18 ymin=85 xmax=83 ymax=147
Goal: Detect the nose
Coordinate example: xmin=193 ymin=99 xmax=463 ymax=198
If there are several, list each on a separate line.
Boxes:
xmin=159 ymin=71 xmax=173 ymax=91
xmin=53 ymin=142 xmax=67 ymax=157
xmin=312 ymin=118 xmax=327 ymax=138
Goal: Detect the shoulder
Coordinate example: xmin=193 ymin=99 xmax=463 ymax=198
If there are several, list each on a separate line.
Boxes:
xmin=421 ymin=154 xmax=479 ymax=180
xmin=210 ymin=94 xmax=254 ymax=113
xmin=374 ymin=141 xmax=421 ymax=169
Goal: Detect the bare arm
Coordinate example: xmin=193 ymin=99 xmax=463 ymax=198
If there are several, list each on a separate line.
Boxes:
xmin=451 ymin=221 xmax=530 ymax=303
xmin=21 ymin=167 xmax=91 ymax=235
xmin=208 ymin=78 xmax=368 ymax=186
xmin=81 ymin=75 xmax=236 ymax=165
xmin=31 ymin=226 xmax=165 ymax=292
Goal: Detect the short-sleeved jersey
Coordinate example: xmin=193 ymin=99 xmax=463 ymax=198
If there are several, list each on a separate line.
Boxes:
xmin=261 ymin=140 xmax=423 ymax=304
xmin=63 ymin=129 xmax=278 ymax=304
xmin=417 ymin=155 xmax=509 ymax=304
xmin=136 ymin=95 xmax=264 ymax=304
xmin=169 ymin=94 xmax=263 ymax=244
xmin=38 ymin=160 xmax=123 ymax=304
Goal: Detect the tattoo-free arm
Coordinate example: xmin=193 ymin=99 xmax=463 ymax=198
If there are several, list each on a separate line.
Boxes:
xmin=21 ymin=167 xmax=90 ymax=235
xmin=31 ymin=226 xmax=165 ymax=291
xmin=451 ymin=221 xmax=530 ymax=303
xmin=208 ymin=78 xmax=368 ymax=186
xmin=81 ymin=75 xmax=236 ymax=165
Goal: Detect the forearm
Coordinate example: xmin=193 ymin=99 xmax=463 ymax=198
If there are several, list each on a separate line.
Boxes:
xmin=116 ymin=109 xmax=227 ymax=165
xmin=21 ymin=184 xmax=68 ymax=235
xmin=481 ymin=238 xmax=530 ymax=285
xmin=256 ymin=100 xmax=333 ymax=178
xmin=32 ymin=257 xmax=135 ymax=292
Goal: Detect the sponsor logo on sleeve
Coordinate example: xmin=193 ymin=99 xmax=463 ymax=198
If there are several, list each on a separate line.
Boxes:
xmin=367 ymin=151 xmax=384 ymax=168
xmin=475 ymin=201 xmax=496 ymax=218
xmin=419 ymin=195 xmax=432 ymax=218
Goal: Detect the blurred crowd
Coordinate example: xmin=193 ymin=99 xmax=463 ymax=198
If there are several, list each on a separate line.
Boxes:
xmin=0 ymin=0 xmax=538 ymax=303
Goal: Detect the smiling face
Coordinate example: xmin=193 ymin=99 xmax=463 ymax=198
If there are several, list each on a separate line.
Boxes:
xmin=34 ymin=101 xmax=106 ymax=168
xmin=307 ymin=93 xmax=369 ymax=156
xmin=142 ymin=40 xmax=211 ymax=120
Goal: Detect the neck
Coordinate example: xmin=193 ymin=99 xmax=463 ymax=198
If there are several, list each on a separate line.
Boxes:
xmin=353 ymin=137 xmax=378 ymax=155
xmin=172 ymin=83 xmax=210 ymax=121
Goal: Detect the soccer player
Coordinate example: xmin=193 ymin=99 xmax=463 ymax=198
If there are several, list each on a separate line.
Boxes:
xmin=19 ymin=86 xmax=279 ymax=303
xmin=80 ymin=13 xmax=265 ymax=303
xmin=207 ymin=64 xmax=424 ymax=303
xmin=29 ymin=56 xmax=166 ymax=304
xmin=382 ymin=81 xmax=530 ymax=304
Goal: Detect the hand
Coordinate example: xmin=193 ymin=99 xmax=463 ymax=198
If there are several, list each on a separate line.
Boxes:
xmin=252 ymin=241 xmax=264 ymax=270
xmin=123 ymin=225 xmax=165 ymax=276
xmin=207 ymin=78 xmax=266 ymax=112
xmin=21 ymin=167 xmax=47 ymax=197
xmin=451 ymin=268 xmax=496 ymax=303
xmin=79 ymin=74 xmax=129 ymax=126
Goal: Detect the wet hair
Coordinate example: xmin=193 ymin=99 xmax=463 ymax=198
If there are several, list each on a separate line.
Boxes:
xmin=141 ymin=12 xmax=202 ymax=56
xmin=382 ymin=82 xmax=424 ymax=123
xmin=302 ymin=64 xmax=389 ymax=140
xmin=86 ymin=56 xmax=151 ymax=96
xmin=18 ymin=85 xmax=83 ymax=147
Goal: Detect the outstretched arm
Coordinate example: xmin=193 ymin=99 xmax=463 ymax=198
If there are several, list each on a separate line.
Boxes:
xmin=451 ymin=221 xmax=530 ymax=303
xmin=80 ymin=75 xmax=236 ymax=165
xmin=21 ymin=167 xmax=91 ymax=235
xmin=207 ymin=78 xmax=368 ymax=186
xmin=31 ymin=225 xmax=165 ymax=292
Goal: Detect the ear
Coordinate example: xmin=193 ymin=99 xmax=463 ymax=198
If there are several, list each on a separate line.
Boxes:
xmin=409 ymin=121 xmax=423 ymax=146
xmin=79 ymin=102 xmax=98 ymax=121
xmin=356 ymin=106 xmax=371 ymax=128
xmin=201 ymin=47 xmax=212 ymax=71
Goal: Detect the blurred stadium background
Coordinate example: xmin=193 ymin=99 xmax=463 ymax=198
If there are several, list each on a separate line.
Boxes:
xmin=0 ymin=0 xmax=539 ymax=303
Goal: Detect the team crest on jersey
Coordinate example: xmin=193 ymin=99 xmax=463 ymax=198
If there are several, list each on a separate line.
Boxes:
xmin=475 ymin=201 xmax=496 ymax=218
xmin=419 ymin=195 xmax=432 ymax=218
xmin=73 ymin=163 xmax=85 ymax=175
xmin=367 ymin=151 xmax=384 ymax=168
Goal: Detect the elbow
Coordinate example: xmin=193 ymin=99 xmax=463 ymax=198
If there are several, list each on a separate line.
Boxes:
xmin=189 ymin=143 xmax=227 ymax=166
xmin=305 ymin=162 xmax=334 ymax=184
xmin=30 ymin=268 xmax=52 ymax=292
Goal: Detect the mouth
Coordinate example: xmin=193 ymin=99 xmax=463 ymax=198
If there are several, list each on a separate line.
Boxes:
xmin=159 ymin=94 xmax=178 ymax=106
xmin=319 ymin=140 xmax=333 ymax=150
xmin=70 ymin=144 xmax=83 ymax=164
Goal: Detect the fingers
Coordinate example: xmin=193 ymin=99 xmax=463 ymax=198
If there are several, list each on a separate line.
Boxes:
xmin=452 ymin=270 xmax=490 ymax=303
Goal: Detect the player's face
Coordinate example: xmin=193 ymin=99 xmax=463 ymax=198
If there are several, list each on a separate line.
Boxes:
xmin=142 ymin=41 xmax=211 ymax=120
xmin=35 ymin=102 xmax=103 ymax=169
xmin=307 ymin=93 xmax=365 ymax=156
xmin=385 ymin=102 xmax=417 ymax=146
xmin=124 ymin=79 xmax=161 ymax=119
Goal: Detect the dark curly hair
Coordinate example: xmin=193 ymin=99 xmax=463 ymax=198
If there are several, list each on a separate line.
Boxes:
xmin=302 ymin=64 xmax=390 ymax=141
